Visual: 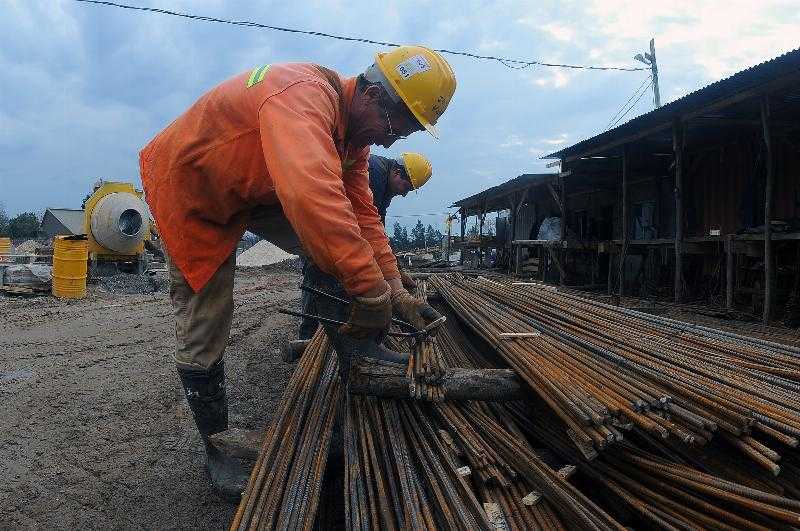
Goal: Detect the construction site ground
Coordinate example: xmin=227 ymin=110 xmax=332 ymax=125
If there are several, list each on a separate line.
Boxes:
xmin=1 ymin=266 xmax=300 ymax=530
xmin=3 ymin=266 xmax=799 ymax=529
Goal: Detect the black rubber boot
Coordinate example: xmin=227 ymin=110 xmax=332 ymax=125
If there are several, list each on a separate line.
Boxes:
xmin=177 ymin=360 xmax=248 ymax=501
xmin=281 ymin=339 xmax=311 ymax=362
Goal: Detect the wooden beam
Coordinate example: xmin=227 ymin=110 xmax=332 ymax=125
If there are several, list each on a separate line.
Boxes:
xmin=673 ymin=120 xmax=685 ymax=303
xmin=559 ymin=173 xmax=567 ymax=286
xmin=512 ymin=189 xmax=530 ymax=277
xmin=547 ymin=183 xmax=564 ymax=214
xmin=762 ymin=96 xmax=774 ymax=324
xmin=459 ymin=210 xmax=466 ymax=265
xmin=478 ymin=207 xmax=485 ymax=266
xmin=726 ymin=234 xmax=735 ymax=310
xmin=619 ymin=145 xmax=629 ymax=298
xmin=349 ymin=360 xmax=526 ymax=402
xmin=547 ymin=246 xmax=567 ymax=281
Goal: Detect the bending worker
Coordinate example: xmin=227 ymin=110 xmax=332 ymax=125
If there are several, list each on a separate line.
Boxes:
xmin=139 ymin=46 xmax=456 ymax=498
xmin=293 ymin=152 xmax=432 ymax=348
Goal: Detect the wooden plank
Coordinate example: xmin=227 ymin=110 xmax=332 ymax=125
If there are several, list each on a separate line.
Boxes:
xmin=762 ymin=95 xmax=774 ymax=324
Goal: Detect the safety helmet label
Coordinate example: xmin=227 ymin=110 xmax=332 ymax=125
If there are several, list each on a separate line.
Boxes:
xmin=395 ymin=55 xmax=431 ymax=80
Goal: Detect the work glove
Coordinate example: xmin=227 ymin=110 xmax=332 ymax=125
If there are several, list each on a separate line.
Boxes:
xmin=399 ymin=270 xmax=417 ymax=291
xmin=390 ymin=289 xmax=443 ymax=331
xmin=339 ymin=289 xmax=392 ymax=340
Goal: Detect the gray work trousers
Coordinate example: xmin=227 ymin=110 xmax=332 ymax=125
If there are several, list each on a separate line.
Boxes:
xmin=168 ymin=206 xmax=304 ymax=371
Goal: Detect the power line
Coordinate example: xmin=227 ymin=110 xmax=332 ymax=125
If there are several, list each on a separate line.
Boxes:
xmin=385 ymin=212 xmax=453 ymax=218
xmin=605 ymin=74 xmax=652 ymax=130
xmin=73 ymin=0 xmax=648 ymax=73
xmin=605 ymin=76 xmax=653 ymax=131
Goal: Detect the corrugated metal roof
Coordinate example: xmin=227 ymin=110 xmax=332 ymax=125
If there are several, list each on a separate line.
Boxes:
xmin=545 ymin=47 xmax=800 ymax=160
xmin=450 ymin=173 xmax=556 ymax=210
xmin=44 ymin=208 xmax=85 ymax=235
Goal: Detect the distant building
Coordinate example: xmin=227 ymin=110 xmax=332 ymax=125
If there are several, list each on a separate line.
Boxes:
xmin=40 ymin=208 xmax=85 ymax=238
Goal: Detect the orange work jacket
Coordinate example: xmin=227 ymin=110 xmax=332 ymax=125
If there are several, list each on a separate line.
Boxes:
xmin=139 ymin=63 xmax=400 ymax=295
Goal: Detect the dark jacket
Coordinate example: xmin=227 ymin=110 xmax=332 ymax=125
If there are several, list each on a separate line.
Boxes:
xmin=368 ymin=155 xmax=395 ymax=225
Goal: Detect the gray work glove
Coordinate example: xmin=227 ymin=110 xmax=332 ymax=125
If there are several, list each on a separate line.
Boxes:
xmin=339 ymin=289 xmax=392 ymax=340
xmin=390 ymin=289 xmax=442 ymax=331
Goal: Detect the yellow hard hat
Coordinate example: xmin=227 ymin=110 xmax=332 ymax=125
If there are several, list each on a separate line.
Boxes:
xmin=399 ymin=152 xmax=432 ymax=190
xmin=368 ymin=45 xmax=457 ymax=139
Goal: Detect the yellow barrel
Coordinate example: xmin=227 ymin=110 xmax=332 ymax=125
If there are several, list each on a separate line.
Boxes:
xmin=0 ymin=237 xmax=10 ymax=257
xmin=52 ymin=236 xmax=89 ymax=298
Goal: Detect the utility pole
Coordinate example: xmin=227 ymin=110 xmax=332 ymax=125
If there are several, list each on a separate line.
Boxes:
xmin=634 ymin=38 xmax=661 ymax=108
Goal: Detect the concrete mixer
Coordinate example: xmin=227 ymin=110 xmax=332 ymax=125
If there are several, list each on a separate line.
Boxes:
xmin=83 ymin=182 xmax=151 ymax=275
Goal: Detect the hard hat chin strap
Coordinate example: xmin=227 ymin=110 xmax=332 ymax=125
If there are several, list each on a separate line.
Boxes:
xmin=364 ymin=63 xmax=401 ymax=105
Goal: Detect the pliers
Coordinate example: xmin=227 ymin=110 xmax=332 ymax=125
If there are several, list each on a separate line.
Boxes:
xmin=278 ymin=285 xmax=446 ymax=339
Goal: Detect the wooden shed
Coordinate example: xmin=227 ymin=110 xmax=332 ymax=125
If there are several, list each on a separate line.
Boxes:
xmin=454 ymin=48 xmax=800 ymax=324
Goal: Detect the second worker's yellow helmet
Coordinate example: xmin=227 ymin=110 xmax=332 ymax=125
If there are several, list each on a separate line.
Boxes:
xmin=365 ymin=45 xmax=457 ymax=139
xmin=398 ymin=152 xmax=433 ymax=190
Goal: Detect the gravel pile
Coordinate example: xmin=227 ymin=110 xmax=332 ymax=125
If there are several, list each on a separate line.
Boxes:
xmin=99 ymin=272 xmax=169 ymax=295
xmin=14 ymin=240 xmax=40 ymax=254
xmin=236 ymin=240 xmax=297 ymax=267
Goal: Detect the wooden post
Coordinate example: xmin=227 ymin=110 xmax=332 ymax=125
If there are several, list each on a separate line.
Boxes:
xmin=619 ymin=145 xmax=629 ymax=297
xmin=673 ymin=120 xmax=685 ymax=303
xmin=349 ymin=361 xmax=525 ymax=402
xmin=560 ymin=175 xmax=567 ymax=287
xmin=445 ymin=214 xmax=452 ymax=263
xmin=541 ymin=245 xmax=546 ymax=282
xmin=478 ymin=206 xmax=485 ymax=267
xmin=726 ymin=234 xmax=735 ymax=310
xmin=459 ymin=210 xmax=466 ymax=265
xmin=762 ymin=96 xmax=774 ymax=324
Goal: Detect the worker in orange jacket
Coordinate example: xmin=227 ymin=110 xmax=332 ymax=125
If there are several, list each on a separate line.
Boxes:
xmin=139 ymin=46 xmax=456 ymax=498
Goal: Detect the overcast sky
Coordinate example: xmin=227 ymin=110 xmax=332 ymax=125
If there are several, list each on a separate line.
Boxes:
xmin=1 ymin=1 xmax=798 ymax=233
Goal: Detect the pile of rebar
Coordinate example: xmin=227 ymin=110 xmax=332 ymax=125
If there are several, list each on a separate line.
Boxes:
xmin=230 ymin=330 xmax=340 ymax=531
xmin=432 ymin=274 xmax=800 ymax=471
xmin=232 ymin=272 xmax=800 ymax=530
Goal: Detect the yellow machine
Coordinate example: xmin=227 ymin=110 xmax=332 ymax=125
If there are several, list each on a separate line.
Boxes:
xmin=83 ymin=182 xmax=151 ymax=275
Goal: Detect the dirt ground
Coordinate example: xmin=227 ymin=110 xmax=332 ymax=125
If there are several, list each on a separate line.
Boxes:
xmin=1 ymin=267 xmax=302 ymax=530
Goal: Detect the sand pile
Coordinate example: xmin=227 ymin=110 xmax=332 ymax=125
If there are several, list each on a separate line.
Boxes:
xmin=14 ymin=240 xmax=40 ymax=254
xmin=236 ymin=240 xmax=297 ymax=267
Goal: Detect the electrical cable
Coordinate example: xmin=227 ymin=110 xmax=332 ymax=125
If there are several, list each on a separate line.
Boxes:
xmin=73 ymin=0 xmax=648 ymax=72
xmin=605 ymin=75 xmax=652 ymax=130
xmin=385 ymin=212 xmax=454 ymax=218
xmin=606 ymin=78 xmax=654 ymax=130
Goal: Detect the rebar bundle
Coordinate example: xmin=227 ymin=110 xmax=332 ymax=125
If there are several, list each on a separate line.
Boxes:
xmin=230 ymin=330 xmax=340 ymax=531
xmin=432 ymin=274 xmax=800 ymax=471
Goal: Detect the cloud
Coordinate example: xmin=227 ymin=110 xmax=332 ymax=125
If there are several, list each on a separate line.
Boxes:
xmin=585 ymin=0 xmax=800 ymax=82
xmin=532 ymin=69 xmax=572 ymax=88
xmin=499 ymin=134 xmax=525 ymax=148
xmin=540 ymin=23 xmax=574 ymax=42
xmin=542 ymin=133 xmax=569 ymax=145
